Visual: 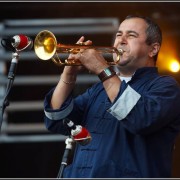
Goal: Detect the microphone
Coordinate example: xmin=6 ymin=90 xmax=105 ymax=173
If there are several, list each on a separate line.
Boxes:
xmin=63 ymin=118 xmax=92 ymax=146
xmin=11 ymin=35 xmax=33 ymax=50
xmin=0 ymin=35 xmax=33 ymax=79
xmin=1 ymin=34 xmax=33 ymax=52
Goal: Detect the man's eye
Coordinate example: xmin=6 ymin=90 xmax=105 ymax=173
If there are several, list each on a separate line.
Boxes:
xmin=129 ymin=34 xmax=136 ymax=37
xmin=116 ymin=34 xmax=122 ymax=37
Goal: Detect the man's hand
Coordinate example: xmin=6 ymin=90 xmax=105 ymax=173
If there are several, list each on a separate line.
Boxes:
xmin=63 ymin=36 xmax=93 ymax=75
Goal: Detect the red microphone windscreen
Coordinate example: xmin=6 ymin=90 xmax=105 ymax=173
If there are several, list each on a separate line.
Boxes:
xmin=73 ymin=127 xmax=92 ymax=145
xmin=18 ymin=35 xmax=28 ymax=49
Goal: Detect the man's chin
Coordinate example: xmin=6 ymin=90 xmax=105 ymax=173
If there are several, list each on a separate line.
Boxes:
xmin=118 ymin=59 xmax=130 ymax=66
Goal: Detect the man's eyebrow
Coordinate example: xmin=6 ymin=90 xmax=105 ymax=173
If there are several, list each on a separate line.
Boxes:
xmin=116 ymin=30 xmax=139 ymax=36
xmin=127 ymin=30 xmax=139 ymax=36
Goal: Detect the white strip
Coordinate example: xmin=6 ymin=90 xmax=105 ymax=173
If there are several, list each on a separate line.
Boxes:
xmin=44 ymin=100 xmax=74 ymax=120
xmin=0 ymin=134 xmax=67 ymax=143
xmin=108 ymin=85 xmax=141 ymax=120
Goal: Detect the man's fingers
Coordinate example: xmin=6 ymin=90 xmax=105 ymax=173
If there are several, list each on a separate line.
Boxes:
xmin=84 ymin=40 xmax=92 ymax=46
xmin=76 ymin=36 xmax=85 ymax=44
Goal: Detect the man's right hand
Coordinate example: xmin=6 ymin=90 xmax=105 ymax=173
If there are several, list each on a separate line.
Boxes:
xmin=63 ymin=36 xmax=93 ymax=76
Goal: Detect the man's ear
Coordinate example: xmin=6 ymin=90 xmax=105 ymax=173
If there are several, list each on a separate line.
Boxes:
xmin=149 ymin=43 xmax=160 ymax=58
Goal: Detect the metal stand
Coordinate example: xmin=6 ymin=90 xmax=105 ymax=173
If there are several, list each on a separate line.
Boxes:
xmin=0 ymin=52 xmax=19 ymax=131
xmin=57 ymin=137 xmax=74 ymax=179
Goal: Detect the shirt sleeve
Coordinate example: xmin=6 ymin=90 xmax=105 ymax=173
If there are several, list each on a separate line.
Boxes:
xmin=108 ymin=77 xmax=180 ymax=135
xmin=43 ymin=84 xmax=97 ymax=133
xmin=108 ymin=84 xmax=141 ymax=120
xmin=44 ymin=87 xmax=74 ymax=120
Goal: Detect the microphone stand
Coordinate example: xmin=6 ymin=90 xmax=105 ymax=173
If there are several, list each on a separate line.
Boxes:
xmin=57 ymin=137 xmax=74 ymax=179
xmin=0 ymin=51 xmax=19 ymax=131
xmin=56 ymin=118 xmax=91 ymax=178
xmin=0 ymin=36 xmax=32 ymax=132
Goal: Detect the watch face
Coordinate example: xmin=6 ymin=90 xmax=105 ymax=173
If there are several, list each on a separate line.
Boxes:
xmin=104 ymin=68 xmax=112 ymax=76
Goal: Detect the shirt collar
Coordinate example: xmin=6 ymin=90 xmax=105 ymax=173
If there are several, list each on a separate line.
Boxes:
xmin=117 ymin=67 xmax=158 ymax=83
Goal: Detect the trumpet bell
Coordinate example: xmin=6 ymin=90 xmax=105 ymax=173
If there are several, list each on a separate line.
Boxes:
xmin=34 ymin=30 xmax=57 ymax=60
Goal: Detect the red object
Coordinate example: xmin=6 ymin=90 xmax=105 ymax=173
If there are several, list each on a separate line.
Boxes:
xmin=17 ymin=35 xmax=28 ymax=49
xmin=73 ymin=127 xmax=90 ymax=140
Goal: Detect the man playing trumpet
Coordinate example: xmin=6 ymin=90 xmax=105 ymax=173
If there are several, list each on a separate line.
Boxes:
xmin=44 ymin=15 xmax=180 ymax=178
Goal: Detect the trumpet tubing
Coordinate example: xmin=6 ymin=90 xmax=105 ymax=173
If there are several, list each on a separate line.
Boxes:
xmin=34 ymin=30 xmax=123 ymax=66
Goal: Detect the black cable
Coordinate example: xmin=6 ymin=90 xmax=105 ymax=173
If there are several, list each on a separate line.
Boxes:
xmin=0 ymin=79 xmax=14 ymax=130
xmin=1 ymin=38 xmax=16 ymax=52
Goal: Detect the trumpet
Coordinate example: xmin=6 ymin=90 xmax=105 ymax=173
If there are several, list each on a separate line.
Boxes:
xmin=34 ymin=30 xmax=123 ymax=66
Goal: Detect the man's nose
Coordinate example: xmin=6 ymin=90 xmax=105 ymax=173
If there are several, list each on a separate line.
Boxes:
xmin=120 ymin=35 xmax=127 ymax=44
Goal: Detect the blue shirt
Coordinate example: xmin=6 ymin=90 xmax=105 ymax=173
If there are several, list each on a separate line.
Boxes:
xmin=44 ymin=67 xmax=180 ymax=178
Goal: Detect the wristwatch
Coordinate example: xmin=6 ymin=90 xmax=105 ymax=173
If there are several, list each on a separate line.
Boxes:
xmin=98 ymin=66 xmax=116 ymax=82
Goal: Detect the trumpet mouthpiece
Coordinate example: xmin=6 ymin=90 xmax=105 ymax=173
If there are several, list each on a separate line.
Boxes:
xmin=118 ymin=48 xmax=124 ymax=54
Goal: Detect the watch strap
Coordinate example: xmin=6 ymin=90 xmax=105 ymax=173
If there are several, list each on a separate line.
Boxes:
xmin=98 ymin=66 xmax=116 ymax=82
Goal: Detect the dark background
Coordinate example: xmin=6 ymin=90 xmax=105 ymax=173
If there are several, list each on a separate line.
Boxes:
xmin=0 ymin=1 xmax=180 ymax=178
